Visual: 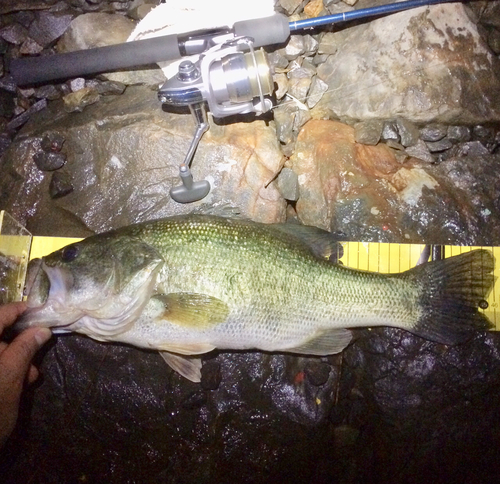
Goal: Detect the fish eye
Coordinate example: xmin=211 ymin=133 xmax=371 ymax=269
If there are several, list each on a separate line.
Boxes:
xmin=61 ymin=245 xmax=79 ymax=262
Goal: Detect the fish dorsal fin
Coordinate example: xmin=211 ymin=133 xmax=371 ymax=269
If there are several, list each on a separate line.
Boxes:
xmin=160 ymin=351 xmax=203 ymax=382
xmin=286 ymin=328 xmax=352 ymax=355
xmin=270 ymin=223 xmax=342 ymax=261
xmin=153 ymin=293 xmax=229 ymax=329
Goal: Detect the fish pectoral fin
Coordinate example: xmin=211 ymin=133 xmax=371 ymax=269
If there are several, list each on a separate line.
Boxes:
xmin=286 ymin=328 xmax=352 ymax=355
xmin=153 ymin=293 xmax=229 ymax=330
xmin=160 ymin=351 xmax=203 ymax=382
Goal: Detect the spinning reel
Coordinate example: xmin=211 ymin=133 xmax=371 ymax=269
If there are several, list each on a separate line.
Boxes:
xmin=158 ymin=37 xmax=274 ymax=203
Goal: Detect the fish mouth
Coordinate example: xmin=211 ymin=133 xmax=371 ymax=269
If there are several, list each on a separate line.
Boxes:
xmin=17 ymin=261 xmax=78 ymax=331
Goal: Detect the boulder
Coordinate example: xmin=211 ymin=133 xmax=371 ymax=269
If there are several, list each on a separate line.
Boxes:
xmin=0 ymin=86 xmax=285 ymax=236
xmin=316 ymin=3 xmax=500 ymax=124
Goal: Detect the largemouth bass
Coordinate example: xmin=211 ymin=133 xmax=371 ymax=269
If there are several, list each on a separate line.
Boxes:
xmin=17 ymin=215 xmax=495 ymax=382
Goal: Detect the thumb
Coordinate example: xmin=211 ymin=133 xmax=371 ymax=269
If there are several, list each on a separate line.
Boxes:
xmin=0 ymin=328 xmax=52 ymax=386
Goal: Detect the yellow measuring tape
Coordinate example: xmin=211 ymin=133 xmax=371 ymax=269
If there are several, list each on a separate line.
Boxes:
xmin=28 ymin=237 xmax=500 ymax=331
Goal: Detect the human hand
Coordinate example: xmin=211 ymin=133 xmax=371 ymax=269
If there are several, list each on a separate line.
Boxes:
xmin=0 ymin=302 xmax=51 ymax=447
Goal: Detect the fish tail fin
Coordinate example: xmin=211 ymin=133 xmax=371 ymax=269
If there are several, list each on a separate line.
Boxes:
xmin=405 ymin=249 xmax=495 ymax=344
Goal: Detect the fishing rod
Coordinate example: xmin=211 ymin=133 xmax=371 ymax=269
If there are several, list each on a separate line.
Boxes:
xmin=10 ymin=0 xmax=457 ymax=203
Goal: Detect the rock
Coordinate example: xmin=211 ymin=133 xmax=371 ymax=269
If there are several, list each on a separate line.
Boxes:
xmin=317 ymin=32 xmax=340 ymax=55
xmin=488 ymin=26 xmax=500 ymax=54
xmin=276 ymin=167 xmax=299 ymax=201
xmin=304 ymin=0 xmax=323 ymax=18
xmin=354 ymin=119 xmax=383 ymax=145
xmin=56 ymin=13 xmax=164 ymax=85
xmin=284 ymin=34 xmax=306 ymax=60
xmin=472 ymin=125 xmax=496 ymax=143
xmin=405 ymin=140 xmax=435 ymax=162
xmin=395 ymin=118 xmax=419 ymax=147
xmin=306 ymin=75 xmax=328 ymax=108
xmin=6 ymin=98 xmax=46 ymax=131
xmin=290 ymin=119 xmax=500 ymax=244
xmin=448 ymin=140 xmax=490 ymax=158
xmin=425 ymin=138 xmax=453 ymax=153
xmin=280 ymin=0 xmax=303 ymax=15
xmin=33 ymin=151 xmax=66 ymax=171
xmin=200 ymin=360 xmax=222 ymax=390
xmin=41 ymin=132 xmax=65 ymax=152
xmin=447 ymin=125 xmax=471 ymax=143
xmin=57 ymin=12 xmax=135 ymax=50
xmin=419 ymin=124 xmax=447 ymax=142
xmin=69 ymin=78 xmax=85 ymax=92
xmin=34 ymin=84 xmax=61 ymax=101
xmin=382 ymin=120 xmax=400 ymax=142
xmin=28 ymin=11 xmax=74 ymax=47
xmin=62 ymin=87 xmax=100 ymax=112
xmin=19 ymin=37 xmax=43 ymax=54
xmin=0 ymin=23 xmax=28 ymax=45
xmin=316 ymin=3 xmax=500 ymax=124
xmin=304 ymin=360 xmax=331 ymax=386
xmin=0 ymin=85 xmax=285 ymax=235
xmin=49 ymin=170 xmax=73 ymax=198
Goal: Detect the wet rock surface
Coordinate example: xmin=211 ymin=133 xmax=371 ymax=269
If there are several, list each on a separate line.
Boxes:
xmin=1 ymin=0 xmax=500 ymax=483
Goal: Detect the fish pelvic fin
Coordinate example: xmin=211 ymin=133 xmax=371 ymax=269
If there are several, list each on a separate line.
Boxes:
xmin=160 ymin=352 xmax=202 ymax=382
xmin=404 ymin=249 xmax=495 ymax=344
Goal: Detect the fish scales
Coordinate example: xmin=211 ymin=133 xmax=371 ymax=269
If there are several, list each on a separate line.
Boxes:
xmin=17 ymin=214 xmax=495 ymax=381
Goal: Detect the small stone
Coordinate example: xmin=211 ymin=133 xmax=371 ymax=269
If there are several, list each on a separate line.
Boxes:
xmin=0 ymin=23 xmax=28 ymax=45
xmin=306 ymin=75 xmax=328 ymax=108
xmin=449 ymin=141 xmax=490 ymax=158
xmin=33 ymin=151 xmax=67 ymax=171
xmin=284 ymin=35 xmax=306 ymax=60
xmin=425 ymin=138 xmax=453 ymax=153
xmin=382 ymin=121 xmax=399 ymax=142
xmin=277 ymin=167 xmax=299 ymax=201
xmin=311 ymin=53 xmax=329 ymax=66
xmin=419 ymin=124 xmax=447 ymax=142
xmin=304 ymin=0 xmax=324 ymax=18
xmin=41 ymin=132 xmax=65 ymax=152
xmin=472 ymin=125 xmax=495 ymax=143
xmin=62 ymin=87 xmax=100 ymax=113
xmin=288 ymin=76 xmax=312 ymax=102
xmin=29 ymin=11 xmax=74 ymax=48
xmin=354 ymin=120 xmax=383 ymax=146
xmin=447 ymin=125 xmax=471 ymax=143
xmin=405 ymin=139 xmax=435 ymax=163
xmin=19 ymin=37 xmax=44 ymax=55
xmin=13 ymin=11 xmax=35 ymax=29
xmin=267 ymin=51 xmax=289 ymax=70
xmin=396 ymin=118 xmax=420 ymax=147
xmin=200 ymin=361 xmax=221 ymax=390
xmin=6 ymin=98 xmax=46 ymax=131
xmin=34 ymin=84 xmax=61 ymax=101
xmin=49 ymin=171 xmax=73 ymax=199
xmin=69 ymin=78 xmax=86 ymax=92
xmin=280 ymin=0 xmax=303 ymax=15
xmin=274 ymin=73 xmax=288 ymax=100
xmin=303 ymin=34 xmax=319 ymax=56
xmin=274 ymin=104 xmax=296 ymax=145
xmin=304 ymin=361 xmax=331 ymax=386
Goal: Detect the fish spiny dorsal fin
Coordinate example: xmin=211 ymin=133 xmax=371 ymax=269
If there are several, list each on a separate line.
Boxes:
xmin=269 ymin=223 xmax=343 ymax=262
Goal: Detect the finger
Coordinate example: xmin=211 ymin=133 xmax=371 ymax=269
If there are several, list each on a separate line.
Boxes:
xmin=27 ymin=364 xmax=39 ymax=384
xmin=0 ymin=302 xmax=27 ymax=334
xmin=0 ymin=327 xmax=51 ymax=387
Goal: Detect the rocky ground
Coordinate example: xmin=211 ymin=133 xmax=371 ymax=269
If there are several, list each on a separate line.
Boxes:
xmin=1 ymin=0 xmax=500 ymax=483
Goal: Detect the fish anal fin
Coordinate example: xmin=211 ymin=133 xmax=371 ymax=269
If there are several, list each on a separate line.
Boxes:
xmin=286 ymin=328 xmax=352 ymax=355
xmin=154 ymin=293 xmax=229 ymax=329
xmin=160 ymin=351 xmax=202 ymax=382
xmin=155 ymin=342 xmax=215 ymax=355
